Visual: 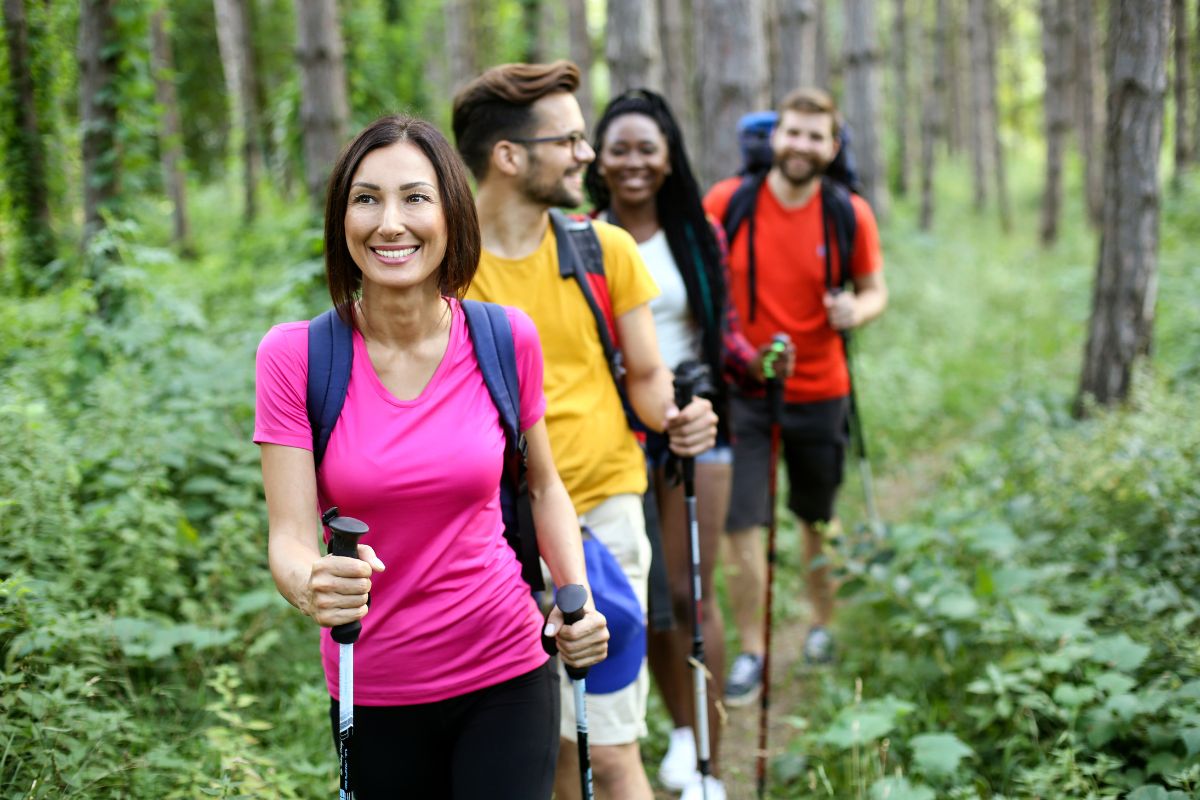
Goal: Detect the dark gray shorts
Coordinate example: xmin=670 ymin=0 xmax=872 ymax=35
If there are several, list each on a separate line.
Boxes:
xmin=726 ymin=392 xmax=848 ymax=530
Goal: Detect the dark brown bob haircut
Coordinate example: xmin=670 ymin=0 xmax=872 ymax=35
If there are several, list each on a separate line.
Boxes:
xmin=452 ymin=60 xmax=581 ymax=180
xmin=778 ymin=87 xmax=842 ymax=139
xmin=324 ymin=114 xmax=481 ymax=326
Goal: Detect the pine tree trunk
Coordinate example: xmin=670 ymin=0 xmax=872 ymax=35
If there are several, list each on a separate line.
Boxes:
xmin=79 ymin=0 xmax=118 ymax=250
xmin=150 ymin=7 xmax=190 ymax=250
xmin=944 ymin=1 xmax=965 ymax=155
xmin=567 ymin=0 xmax=593 ymax=124
xmin=1039 ymin=0 xmax=1071 ymax=245
xmin=607 ymin=0 xmax=662 ymax=94
xmin=814 ymin=0 xmax=829 ymax=88
xmin=213 ymin=0 xmax=262 ymax=220
xmin=295 ymin=0 xmax=350 ymax=210
xmin=3 ymin=0 xmax=54 ymax=286
xmin=445 ymin=0 xmax=477 ymax=92
xmin=659 ymin=0 xmax=696 ymax=148
xmin=1194 ymin=0 xmax=1200 ymax=160
xmin=1172 ymin=0 xmax=1191 ymax=175
xmin=986 ymin=0 xmax=1012 ymax=232
xmin=1078 ymin=0 xmax=1169 ymax=411
xmin=696 ymin=0 xmax=769 ymax=187
xmin=967 ymin=0 xmax=989 ymax=211
xmin=892 ymin=0 xmax=911 ymax=197
xmin=1075 ymin=0 xmax=1104 ymax=224
xmin=919 ymin=0 xmax=946 ymax=231
xmin=770 ymin=0 xmax=818 ymax=102
xmin=843 ymin=0 xmax=887 ymax=217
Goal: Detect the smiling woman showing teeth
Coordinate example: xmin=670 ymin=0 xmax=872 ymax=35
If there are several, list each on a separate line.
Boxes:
xmin=252 ymin=115 xmax=608 ymax=799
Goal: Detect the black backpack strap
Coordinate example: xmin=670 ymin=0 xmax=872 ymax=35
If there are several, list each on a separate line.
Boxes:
xmin=462 ymin=300 xmax=544 ymax=593
xmin=721 ymin=172 xmax=767 ymax=322
xmin=307 ymin=307 xmax=354 ymax=468
xmin=820 ymin=177 xmax=858 ymax=291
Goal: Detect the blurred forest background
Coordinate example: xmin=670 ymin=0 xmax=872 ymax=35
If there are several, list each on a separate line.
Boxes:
xmin=0 ymin=0 xmax=1197 ymax=798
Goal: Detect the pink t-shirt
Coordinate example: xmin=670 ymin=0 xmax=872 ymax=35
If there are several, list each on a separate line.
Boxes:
xmin=254 ymin=299 xmax=549 ymax=705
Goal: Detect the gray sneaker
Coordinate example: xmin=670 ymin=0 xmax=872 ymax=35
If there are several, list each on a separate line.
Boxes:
xmin=724 ymin=652 xmax=763 ymax=706
xmin=803 ymin=626 xmax=835 ymax=664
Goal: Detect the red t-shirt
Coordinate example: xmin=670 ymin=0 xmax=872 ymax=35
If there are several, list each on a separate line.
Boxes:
xmin=704 ymin=177 xmax=883 ymax=403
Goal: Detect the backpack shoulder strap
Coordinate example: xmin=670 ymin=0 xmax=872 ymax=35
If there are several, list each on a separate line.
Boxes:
xmin=819 ymin=178 xmax=858 ymax=290
xmin=721 ymin=172 xmax=767 ymax=322
xmin=307 ymin=307 xmax=354 ymax=468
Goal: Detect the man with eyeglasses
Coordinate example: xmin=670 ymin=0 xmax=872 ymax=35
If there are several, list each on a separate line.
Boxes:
xmin=454 ymin=61 xmax=718 ymax=800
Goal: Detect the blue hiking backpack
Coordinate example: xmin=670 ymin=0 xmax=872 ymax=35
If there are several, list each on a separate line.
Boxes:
xmin=305 ymin=300 xmax=544 ymax=593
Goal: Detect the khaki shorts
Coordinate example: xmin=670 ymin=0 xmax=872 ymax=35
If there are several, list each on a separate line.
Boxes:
xmin=559 ymin=493 xmax=651 ymax=746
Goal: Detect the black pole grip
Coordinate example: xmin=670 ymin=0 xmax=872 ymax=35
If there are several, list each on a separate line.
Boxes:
xmin=323 ymin=507 xmax=370 ymax=645
xmin=555 ymin=583 xmax=589 ymax=681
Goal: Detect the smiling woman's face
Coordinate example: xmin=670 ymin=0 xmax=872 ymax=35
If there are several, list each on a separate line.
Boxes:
xmin=597 ymin=112 xmax=671 ymax=209
xmin=344 ymin=141 xmax=448 ymax=295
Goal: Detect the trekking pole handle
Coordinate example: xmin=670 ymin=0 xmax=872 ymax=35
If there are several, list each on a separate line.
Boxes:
xmin=764 ymin=334 xmax=788 ymax=421
xmin=323 ymin=507 xmax=370 ymax=645
xmin=556 ymin=583 xmax=590 ymax=681
xmin=673 ymin=363 xmax=704 ymax=486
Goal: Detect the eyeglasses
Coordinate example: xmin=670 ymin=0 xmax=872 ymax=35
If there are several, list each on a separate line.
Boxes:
xmin=509 ymin=131 xmax=590 ymax=152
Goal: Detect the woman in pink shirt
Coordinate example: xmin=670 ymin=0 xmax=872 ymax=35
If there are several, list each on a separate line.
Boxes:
xmin=255 ymin=115 xmax=607 ymax=799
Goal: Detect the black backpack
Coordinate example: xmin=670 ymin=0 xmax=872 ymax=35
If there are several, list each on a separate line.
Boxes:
xmin=305 ymin=300 xmax=544 ymax=592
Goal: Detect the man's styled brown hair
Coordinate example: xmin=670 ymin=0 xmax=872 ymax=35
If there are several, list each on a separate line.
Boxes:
xmin=324 ymin=115 xmax=481 ymax=323
xmin=451 ymin=60 xmax=581 ymax=180
xmin=778 ymin=87 xmax=842 ymax=139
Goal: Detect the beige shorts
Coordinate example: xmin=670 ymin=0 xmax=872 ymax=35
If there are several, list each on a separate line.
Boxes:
xmin=559 ymin=493 xmax=651 ymax=746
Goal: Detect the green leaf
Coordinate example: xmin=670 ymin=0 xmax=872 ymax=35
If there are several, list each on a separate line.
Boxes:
xmin=1090 ymin=632 xmax=1151 ymax=671
xmin=1127 ymin=787 xmax=1169 ymax=800
xmin=1094 ymin=671 xmax=1138 ymax=696
xmin=870 ymin=776 xmax=936 ymax=800
xmin=1053 ymin=683 xmax=1098 ymax=708
xmin=934 ymin=591 xmax=978 ymax=620
xmin=1181 ymin=728 xmax=1200 ymax=757
xmin=909 ymin=732 xmax=973 ymax=777
xmin=817 ymin=697 xmax=915 ymax=749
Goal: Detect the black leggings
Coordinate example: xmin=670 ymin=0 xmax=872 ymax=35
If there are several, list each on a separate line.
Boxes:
xmin=329 ymin=660 xmax=560 ymax=799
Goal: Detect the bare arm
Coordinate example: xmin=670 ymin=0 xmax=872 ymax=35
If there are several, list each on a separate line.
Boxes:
xmin=617 ymin=303 xmax=718 ymax=456
xmin=261 ymin=443 xmax=382 ymax=628
xmin=825 ymin=269 xmax=889 ymax=331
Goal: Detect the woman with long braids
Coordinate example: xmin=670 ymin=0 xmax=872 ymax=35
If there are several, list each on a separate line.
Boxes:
xmin=585 ymin=89 xmax=791 ymax=800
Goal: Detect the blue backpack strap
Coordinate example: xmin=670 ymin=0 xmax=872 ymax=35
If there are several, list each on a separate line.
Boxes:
xmin=307 ymin=307 xmax=354 ymax=468
xmin=462 ymin=300 xmax=544 ymax=593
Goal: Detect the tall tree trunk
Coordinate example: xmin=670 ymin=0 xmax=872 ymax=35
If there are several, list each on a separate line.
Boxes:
xmin=696 ymin=0 xmax=769 ymax=186
xmin=985 ymin=0 xmax=1012 ymax=231
xmin=814 ymin=0 xmax=829 ymax=88
xmin=567 ymin=0 xmax=593 ymax=124
xmin=295 ymin=0 xmax=350 ymax=209
xmin=843 ymin=0 xmax=887 ymax=217
xmin=522 ymin=0 xmax=543 ymax=62
xmin=1078 ymin=0 xmax=1169 ymax=411
xmin=944 ymin=0 xmax=965 ymax=154
xmin=150 ymin=7 xmax=190 ymax=250
xmin=1194 ymin=0 xmax=1200 ymax=160
xmin=607 ymin=0 xmax=662 ymax=95
xmin=770 ymin=0 xmax=818 ymax=102
xmin=213 ymin=0 xmax=262 ymax=221
xmin=967 ymin=0 xmax=989 ymax=211
xmin=1039 ymin=0 xmax=1071 ymax=245
xmin=919 ymin=0 xmax=946 ymax=231
xmin=534 ymin=0 xmax=567 ymax=62
xmin=79 ymin=0 xmax=118 ymax=251
xmin=3 ymin=0 xmax=54 ymax=287
xmin=659 ymin=0 xmax=696 ymax=149
xmin=445 ymin=0 xmax=477 ymax=92
xmin=892 ymin=0 xmax=911 ymax=197
xmin=1075 ymin=0 xmax=1104 ymax=224
xmin=1172 ymin=0 xmax=1191 ymax=175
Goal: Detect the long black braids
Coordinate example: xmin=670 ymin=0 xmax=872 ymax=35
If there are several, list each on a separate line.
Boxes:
xmin=585 ymin=89 xmax=732 ymax=437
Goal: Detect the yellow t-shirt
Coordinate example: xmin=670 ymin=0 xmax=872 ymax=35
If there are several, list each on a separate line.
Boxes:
xmin=467 ymin=218 xmax=659 ymax=515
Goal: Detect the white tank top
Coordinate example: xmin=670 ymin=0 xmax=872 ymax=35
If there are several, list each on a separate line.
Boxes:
xmin=638 ymin=229 xmax=700 ymax=372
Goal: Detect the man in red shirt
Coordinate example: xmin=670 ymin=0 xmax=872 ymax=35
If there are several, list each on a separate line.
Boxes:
xmin=703 ymin=88 xmax=887 ymax=702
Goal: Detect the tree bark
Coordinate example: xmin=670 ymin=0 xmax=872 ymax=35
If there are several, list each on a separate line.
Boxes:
xmin=919 ymin=0 xmax=946 ymax=231
xmin=659 ymin=0 xmax=696 ymax=148
xmin=1075 ymin=0 xmax=1104 ymax=224
xmin=892 ymin=0 xmax=911 ymax=197
xmin=1039 ymin=0 xmax=1071 ymax=245
xmin=770 ymin=0 xmax=818 ymax=102
xmin=150 ymin=7 xmax=190 ymax=250
xmin=606 ymin=0 xmax=662 ymax=95
xmin=567 ymin=0 xmax=593 ymax=124
xmin=522 ymin=0 xmax=543 ymax=62
xmin=1172 ymin=0 xmax=1191 ymax=175
xmin=944 ymin=0 xmax=965 ymax=154
xmin=213 ymin=0 xmax=262 ymax=220
xmin=696 ymin=0 xmax=769 ymax=187
xmin=79 ymin=0 xmax=118 ymax=251
xmin=295 ymin=0 xmax=350 ymax=210
xmin=967 ymin=0 xmax=989 ymax=211
xmin=1078 ymin=0 xmax=1169 ymax=411
xmin=985 ymin=0 xmax=1012 ymax=231
xmin=1194 ymin=0 xmax=1200 ymax=160
xmin=445 ymin=0 xmax=477 ymax=92
xmin=3 ymin=0 xmax=53 ymax=285
xmin=843 ymin=0 xmax=887 ymax=217
xmin=814 ymin=0 xmax=829 ymax=88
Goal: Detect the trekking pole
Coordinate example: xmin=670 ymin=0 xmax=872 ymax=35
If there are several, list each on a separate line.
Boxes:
xmin=756 ymin=335 xmax=788 ymax=800
xmin=831 ymin=288 xmax=884 ymax=537
xmin=674 ymin=361 xmax=714 ymax=799
xmin=549 ymin=584 xmax=594 ymax=800
xmin=323 ymin=506 xmax=370 ymax=800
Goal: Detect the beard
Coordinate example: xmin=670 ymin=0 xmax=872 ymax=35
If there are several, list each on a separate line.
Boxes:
xmin=520 ymin=152 xmax=586 ymax=208
xmin=773 ymin=152 xmax=826 ymax=187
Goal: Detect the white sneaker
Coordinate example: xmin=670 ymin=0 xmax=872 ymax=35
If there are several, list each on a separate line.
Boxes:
xmin=681 ymin=774 xmax=727 ymax=800
xmin=658 ymin=726 xmax=698 ymax=791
